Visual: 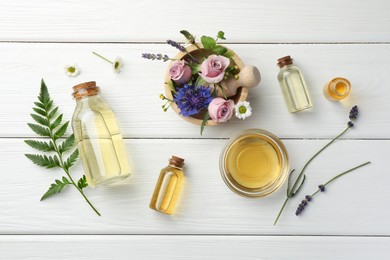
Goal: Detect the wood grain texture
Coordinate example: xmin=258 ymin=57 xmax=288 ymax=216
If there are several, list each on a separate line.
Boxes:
xmin=0 ymin=0 xmax=389 ymax=43
xmin=1 ymin=235 xmax=390 ymax=260
xmin=1 ymin=138 xmax=384 ymax=235
xmin=1 ymin=43 xmax=389 ymax=138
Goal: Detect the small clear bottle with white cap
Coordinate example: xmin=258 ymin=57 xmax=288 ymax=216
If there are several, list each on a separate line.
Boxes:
xmin=149 ymin=156 xmax=185 ymax=215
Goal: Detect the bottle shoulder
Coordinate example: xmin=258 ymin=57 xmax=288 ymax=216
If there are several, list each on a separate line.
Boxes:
xmin=161 ymin=165 xmax=184 ymax=177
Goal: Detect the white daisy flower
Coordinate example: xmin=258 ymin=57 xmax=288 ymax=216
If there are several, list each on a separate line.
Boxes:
xmin=235 ymin=101 xmax=252 ymax=120
xmin=92 ymin=52 xmax=124 ymax=73
xmin=112 ymin=57 xmax=124 ymax=73
xmin=64 ymin=64 xmax=81 ymax=77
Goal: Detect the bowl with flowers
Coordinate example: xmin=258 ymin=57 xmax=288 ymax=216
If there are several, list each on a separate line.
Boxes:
xmin=142 ymin=30 xmax=261 ymax=134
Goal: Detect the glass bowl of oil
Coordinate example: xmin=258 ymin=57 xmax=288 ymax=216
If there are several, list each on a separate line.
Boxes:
xmin=220 ymin=129 xmax=289 ymax=198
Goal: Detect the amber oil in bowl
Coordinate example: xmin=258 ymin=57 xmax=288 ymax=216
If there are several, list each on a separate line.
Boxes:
xmin=220 ymin=129 xmax=289 ymax=198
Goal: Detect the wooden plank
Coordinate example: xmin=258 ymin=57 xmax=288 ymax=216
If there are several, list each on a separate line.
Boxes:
xmin=1 ymin=43 xmax=389 ymax=139
xmin=0 ymin=235 xmax=389 ymax=259
xmin=0 ymin=138 xmax=385 ymax=235
xmin=0 ymin=0 xmax=389 ymax=43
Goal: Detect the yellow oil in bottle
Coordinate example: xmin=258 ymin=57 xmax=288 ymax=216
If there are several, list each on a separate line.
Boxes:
xmin=323 ymin=77 xmax=351 ymax=101
xmin=150 ymin=156 xmax=185 ymax=215
xmin=225 ymin=134 xmax=282 ymax=189
xmin=277 ymin=56 xmax=313 ymax=113
xmin=72 ymin=82 xmax=131 ymax=188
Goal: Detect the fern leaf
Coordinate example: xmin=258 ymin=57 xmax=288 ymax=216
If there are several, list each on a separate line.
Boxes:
xmin=24 ymin=140 xmax=54 ymax=152
xmin=48 ymin=106 xmax=59 ymax=119
xmin=64 ymin=149 xmax=79 ymax=170
xmin=77 ymin=175 xmax=88 ymax=190
xmin=39 ymin=79 xmax=51 ymax=105
xmin=51 ymin=114 xmax=63 ymax=130
xmin=27 ymin=123 xmax=50 ymax=137
xmin=32 ymin=107 xmax=46 ymax=117
xmin=59 ymin=134 xmax=76 ymax=154
xmin=30 ymin=114 xmax=49 ymax=127
xmin=34 ymin=101 xmax=45 ymax=110
xmin=40 ymin=176 xmax=71 ymax=201
xmin=25 ymin=154 xmax=60 ymax=168
xmin=54 ymin=121 xmax=69 ymax=139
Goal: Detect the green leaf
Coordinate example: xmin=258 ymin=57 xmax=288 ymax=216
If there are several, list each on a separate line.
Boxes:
xmin=30 ymin=114 xmax=49 ymax=127
xmin=54 ymin=121 xmax=69 ymax=139
xmin=45 ymin=100 xmax=53 ymax=112
xmin=33 ymin=107 xmax=46 ymax=117
xmin=58 ymin=134 xmax=76 ymax=154
xmin=180 ymin=30 xmax=195 ymax=43
xmin=64 ymin=149 xmax=79 ymax=171
xmin=25 ymin=154 xmax=61 ymax=168
xmin=48 ymin=106 xmax=59 ymax=119
xmin=222 ymin=49 xmax=235 ymax=59
xmin=164 ymin=81 xmax=176 ymax=94
xmin=25 ymin=140 xmax=54 ymax=152
xmin=40 ymin=176 xmax=71 ymax=201
xmin=27 ymin=123 xmax=50 ymax=137
xmin=216 ymin=31 xmax=226 ymax=40
xmin=213 ymin=46 xmax=228 ymax=55
xmin=34 ymin=102 xmax=45 ymax=110
xmin=195 ymin=75 xmax=207 ymax=88
xmin=39 ymin=79 xmax=51 ymax=105
xmin=188 ymin=63 xmax=201 ymax=75
xmin=51 ymin=114 xmax=63 ymax=130
xmin=200 ymin=111 xmax=209 ymax=135
xmin=201 ymin=36 xmax=216 ymax=50
xmin=77 ymin=175 xmax=88 ymax=190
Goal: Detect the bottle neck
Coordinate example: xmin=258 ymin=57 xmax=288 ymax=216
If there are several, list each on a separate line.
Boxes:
xmin=168 ymin=163 xmax=183 ymax=170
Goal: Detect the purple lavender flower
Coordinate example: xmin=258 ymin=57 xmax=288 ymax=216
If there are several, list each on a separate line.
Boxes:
xmin=142 ymin=53 xmax=169 ymax=62
xmin=174 ymin=84 xmax=213 ymax=117
xmin=166 ymin=39 xmax=186 ymax=52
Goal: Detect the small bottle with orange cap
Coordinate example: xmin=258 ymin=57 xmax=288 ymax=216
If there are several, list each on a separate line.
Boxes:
xmin=149 ymin=156 xmax=185 ymax=215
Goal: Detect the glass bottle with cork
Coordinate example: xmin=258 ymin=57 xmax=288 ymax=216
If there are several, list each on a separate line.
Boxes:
xmin=150 ymin=156 xmax=185 ymax=215
xmin=277 ymin=56 xmax=313 ymax=113
xmin=71 ymin=81 xmax=131 ymax=188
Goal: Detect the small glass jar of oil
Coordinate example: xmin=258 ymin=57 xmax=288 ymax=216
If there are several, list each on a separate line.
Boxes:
xmin=323 ymin=77 xmax=351 ymax=101
xmin=71 ymin=81 xmax=131 ymax=188
xmin=149 ymin=156 xmax=185 ymax=215
xmin=220 ymin=129 xmax=289 ymax=198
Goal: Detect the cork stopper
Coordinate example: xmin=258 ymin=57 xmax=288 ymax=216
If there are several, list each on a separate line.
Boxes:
xmin=72 ymin=81 xmax=100 ymax=100
xmin=277 ymin=56 xmax=293 ymax=68
xmin=169 ymin=156 xmax=185 ymax=168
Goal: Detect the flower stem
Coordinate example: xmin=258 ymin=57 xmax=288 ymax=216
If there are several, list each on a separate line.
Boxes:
xmin=311 ymin=161 xmax=371 ymax=197
xmin=92 ymin=52 xmax=113 ymax=64
xmin=47 ymin=115 xmax=101 ymax=216
xmin=274 ymin=125 xmax=351 ymax=225
xmin=193 ymin=43 xmax=207 ymax=59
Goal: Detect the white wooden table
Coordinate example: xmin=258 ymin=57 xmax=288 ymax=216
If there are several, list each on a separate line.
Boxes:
xmin=1 ymin=0 xmax=389 ymax=259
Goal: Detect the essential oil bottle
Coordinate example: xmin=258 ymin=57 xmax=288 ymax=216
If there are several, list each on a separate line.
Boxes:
xmin=149 ymin=156 xmax=185 ymax=215
xmin=277 ymin=56 xmax=313 ymax=113
xmin=71 ymin=81 xmax=131 ymax=188
xmin=323 ymin=77 xmax=351 ymax=101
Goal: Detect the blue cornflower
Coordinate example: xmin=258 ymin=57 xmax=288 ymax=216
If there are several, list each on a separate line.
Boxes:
xmin=174 ymin=84 xmax=213 ymax=117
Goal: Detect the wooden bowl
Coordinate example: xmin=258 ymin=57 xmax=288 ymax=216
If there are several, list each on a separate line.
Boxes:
xmin=164 ymin=44 xmax=248 ymax=126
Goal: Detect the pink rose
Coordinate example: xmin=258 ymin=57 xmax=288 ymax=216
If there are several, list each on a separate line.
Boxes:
xmin=199 ymin=54 xmax=230 ymax=84
xmin=208 ymin=98 xmax=235 ymax=123
xmin=169 ymin=60 xmax=192 ymax=84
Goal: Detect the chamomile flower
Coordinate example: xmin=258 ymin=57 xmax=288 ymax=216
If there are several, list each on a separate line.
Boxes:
xmin=112 ymin=57 xmax=124 ymax=73
xmin=235 ymin=101 xmax=252 ymax=120
xmin=92 ymin=52 xmax=124 ymax=73
xmin=64 ymin=64 xmax=81 ymax=77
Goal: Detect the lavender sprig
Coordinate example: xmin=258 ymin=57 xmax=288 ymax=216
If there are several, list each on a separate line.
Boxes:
xmin=166 ymin=39 xmax=199 ymax=63
xmin=274 ymin=106 xmax=360 ymax=225
xmin=295 ymin=161 xmax=371 ymax=216
xmin=142 ymin=53 xmax=170 ymax=62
